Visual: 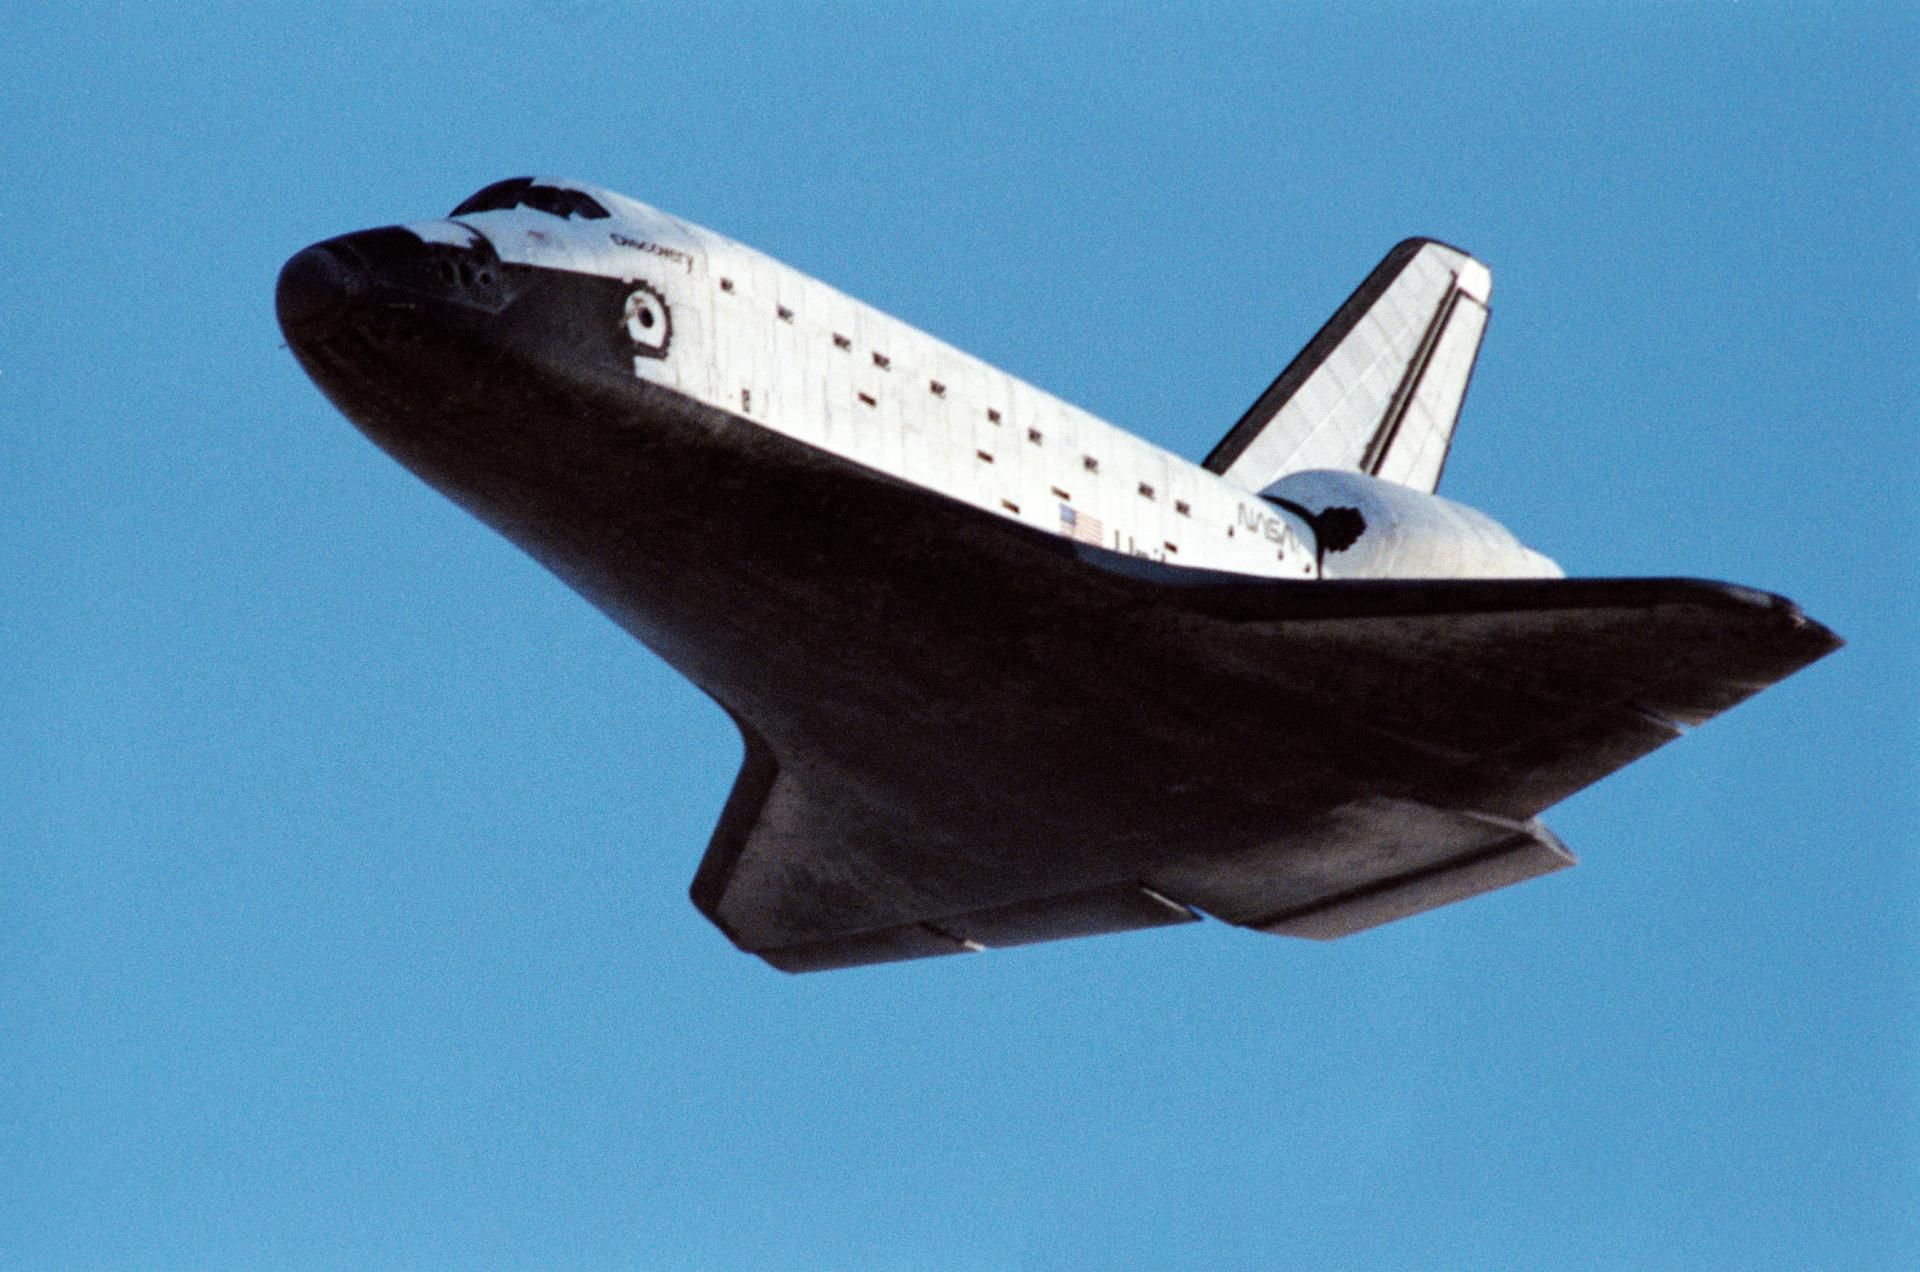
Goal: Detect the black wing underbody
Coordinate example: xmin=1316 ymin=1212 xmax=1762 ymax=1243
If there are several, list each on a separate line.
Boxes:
xmin=692 ymin=572 xmax=1839 ymax=971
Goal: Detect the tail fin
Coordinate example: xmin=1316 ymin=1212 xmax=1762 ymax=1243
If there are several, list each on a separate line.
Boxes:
xmin=1203 ymin=238 xmax=1491 ymax=495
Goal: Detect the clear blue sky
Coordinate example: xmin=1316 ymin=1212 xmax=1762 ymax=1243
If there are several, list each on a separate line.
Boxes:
xmin=4 ymin=3 xmax=1914 ymax=1267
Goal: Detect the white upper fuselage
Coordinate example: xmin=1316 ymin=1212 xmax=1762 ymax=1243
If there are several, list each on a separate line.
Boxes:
xmin=416 ymin=182 xmax=1322 ymax=578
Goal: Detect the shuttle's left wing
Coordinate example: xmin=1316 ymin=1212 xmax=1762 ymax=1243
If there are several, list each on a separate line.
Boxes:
xmin=689 ymin=728 xmax=1198 ymax=973
xmin=689 ymin=570 xmax=1838 ymax=973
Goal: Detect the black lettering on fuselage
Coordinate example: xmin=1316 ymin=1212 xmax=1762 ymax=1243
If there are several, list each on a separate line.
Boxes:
xmin=1237 ymin=503 xmax=1306 ymax=558
xmin=611 ymin=232 xmax=695 ymax=273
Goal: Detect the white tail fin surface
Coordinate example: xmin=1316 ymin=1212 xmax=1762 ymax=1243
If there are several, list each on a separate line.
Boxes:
xmin=1203 ymin=239 xmax=1491 ymax=495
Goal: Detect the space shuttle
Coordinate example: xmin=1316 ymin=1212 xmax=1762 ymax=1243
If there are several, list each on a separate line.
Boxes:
xmin=277 ymin=177 xmax=1839 ymax=972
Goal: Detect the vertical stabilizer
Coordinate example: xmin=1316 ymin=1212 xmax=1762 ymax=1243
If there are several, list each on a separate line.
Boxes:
xmin=1203 ymin=239 xmax=1491 ymax=495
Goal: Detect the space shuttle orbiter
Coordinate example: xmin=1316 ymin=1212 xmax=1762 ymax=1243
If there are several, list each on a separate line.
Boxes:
xmin=277 ymin=177 xmax=1838 ymax=971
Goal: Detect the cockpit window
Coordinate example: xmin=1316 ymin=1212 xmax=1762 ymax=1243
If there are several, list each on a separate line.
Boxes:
xmin=450 ymin=177 xmax=611 ymax=221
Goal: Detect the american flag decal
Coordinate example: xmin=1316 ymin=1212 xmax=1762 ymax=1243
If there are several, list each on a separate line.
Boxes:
xmin=1059 ymin=503 xmax=1105 ymax=546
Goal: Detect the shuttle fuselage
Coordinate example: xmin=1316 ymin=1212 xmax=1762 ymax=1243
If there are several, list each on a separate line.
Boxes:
xmin=277 ymin=178 xmax=1835 ymax=971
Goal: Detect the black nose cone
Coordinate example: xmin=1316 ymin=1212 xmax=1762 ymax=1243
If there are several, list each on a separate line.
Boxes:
xmin=276 ymin=244 xmax=365 ymax=343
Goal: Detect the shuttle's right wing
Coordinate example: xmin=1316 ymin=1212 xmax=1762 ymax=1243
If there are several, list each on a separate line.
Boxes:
xmin=1204 ymin=239 xmax=1491 ymax=495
